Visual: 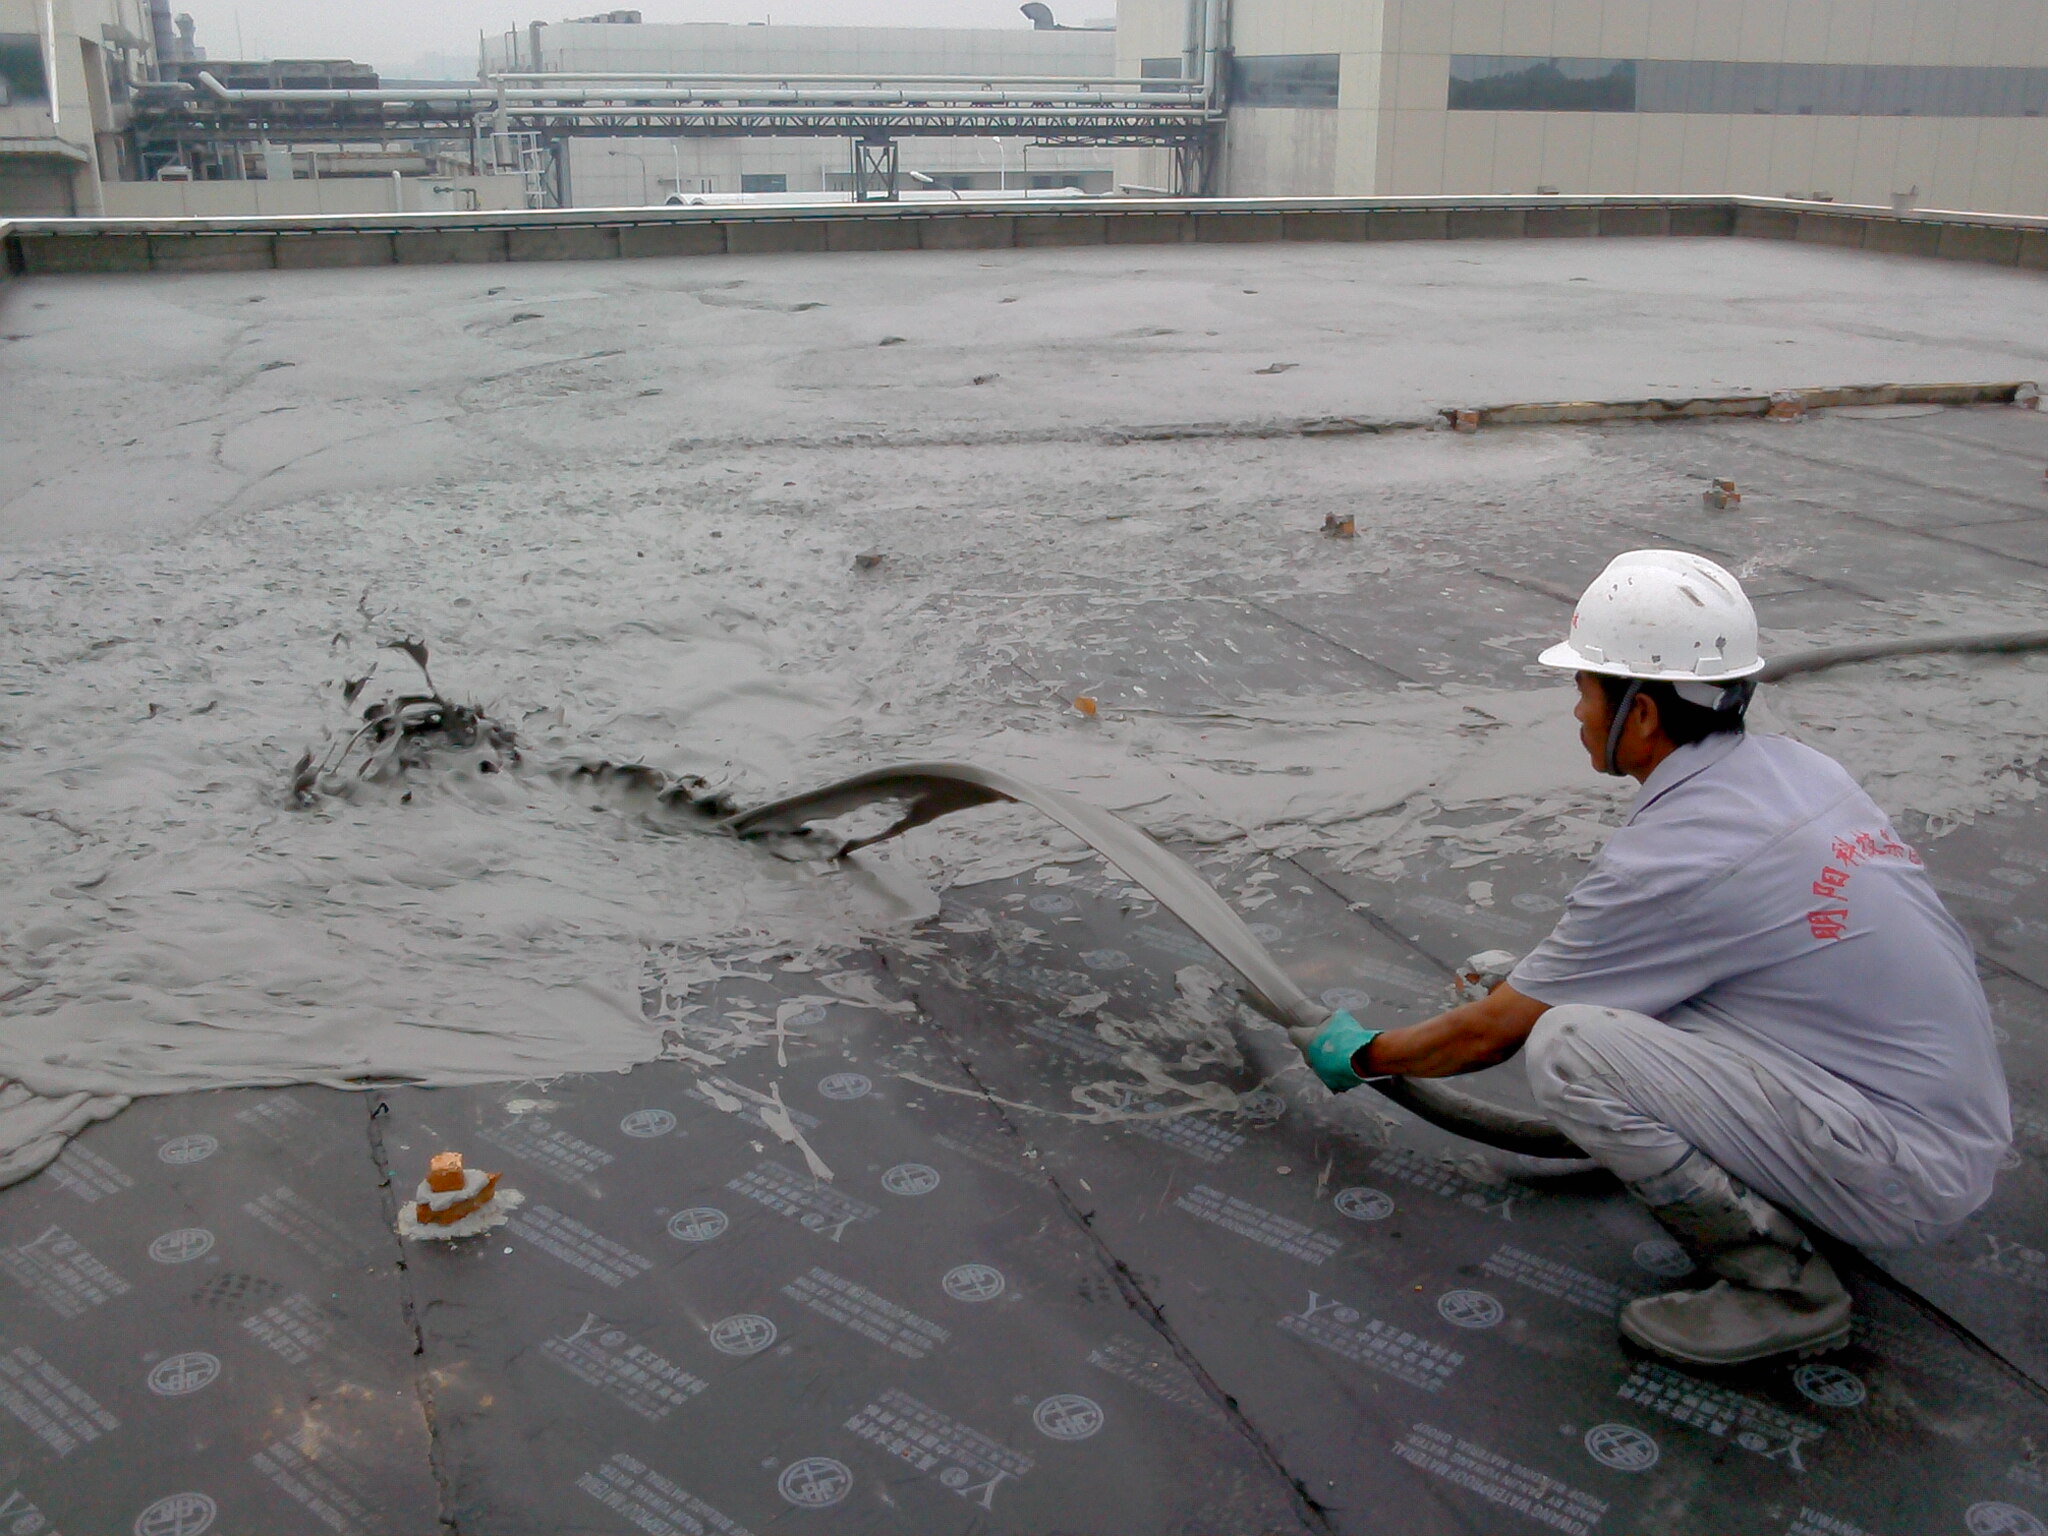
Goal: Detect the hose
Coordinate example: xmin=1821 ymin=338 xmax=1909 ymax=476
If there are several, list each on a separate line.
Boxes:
xmin=1760 ymin=628 xmax=2048 ymax=683
xmin=730 ymin=762 xmax=1584 ymax=1160
xmin=725 ymin=628 xmax=2048 ymax=1160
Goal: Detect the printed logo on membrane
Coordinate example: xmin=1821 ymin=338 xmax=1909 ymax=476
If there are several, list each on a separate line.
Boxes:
xmin=1033 ymin=1394 xmax=1105 ymax=1441
xmin=1583 ymin=1424 xmax=1659 ymax=1473
xmin=148 ymin=1228 xmax=215 ymax=1265
xmin=147 ymin=1353 xmax=221 ymax=1398
xmin=778 ymin=1458 xmax=853 ymax=1508
xmin=942 ymin=1264 xmax=1006 ymax=1302
xmin=667 ymin=1207 xmax=728 ymax=1243
xmin=157 ymin=1136 xmax=218 ymax=1166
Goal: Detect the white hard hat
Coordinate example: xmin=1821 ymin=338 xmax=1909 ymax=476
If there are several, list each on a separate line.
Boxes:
xmin=1539 ymin=549 xmax=1765 ymax=682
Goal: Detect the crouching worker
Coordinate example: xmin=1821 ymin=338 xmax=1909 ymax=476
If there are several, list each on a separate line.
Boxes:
xmin=1307 ymin=549 xmax=2011 ymax=1367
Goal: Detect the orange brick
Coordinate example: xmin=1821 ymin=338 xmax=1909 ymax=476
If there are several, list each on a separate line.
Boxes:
xmin=419 ymin=1172 xmax=500 ymax=1226
xmin=427 ymin=1152 xmax=466 ymax=1193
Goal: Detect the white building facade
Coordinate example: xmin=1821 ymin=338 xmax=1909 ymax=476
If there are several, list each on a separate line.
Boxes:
xmin=1117 ymin=0 xmax=2048 ymax=213
xmin=480 ymin=19 xmax=1123 ymax=206
xmin=1 ymin=0 xmax=157 ymax=213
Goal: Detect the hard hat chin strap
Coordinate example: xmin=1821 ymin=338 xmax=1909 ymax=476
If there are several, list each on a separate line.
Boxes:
xmin=1603 ymin=679 xmax=1643 ymax=777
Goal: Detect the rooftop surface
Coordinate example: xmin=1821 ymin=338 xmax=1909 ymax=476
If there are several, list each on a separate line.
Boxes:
xmin=1 ymin=237 xmax=2047 ymax=1536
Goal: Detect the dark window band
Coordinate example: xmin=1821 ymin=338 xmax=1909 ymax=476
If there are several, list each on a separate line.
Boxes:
xmin=1141 ymin=57 xmax=1184 ymax=94
xmin=1451 ymin=55 xmax=1635 ymax=111
xmin=1450 ymin=55 xmax=2048 ymax=116
xmin=1232 ymin=54 xmax=1341 ymax=108
xmin=0 ymin=33 xmax=51 ymax=107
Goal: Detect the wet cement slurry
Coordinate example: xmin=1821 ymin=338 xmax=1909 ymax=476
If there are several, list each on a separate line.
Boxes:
xmin=5 ymin=402 xmax=2048 ymax=1535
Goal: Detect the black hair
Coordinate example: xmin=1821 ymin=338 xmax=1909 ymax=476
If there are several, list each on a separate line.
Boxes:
xmin=1597 ymin=676 xmax=1749 ymax=747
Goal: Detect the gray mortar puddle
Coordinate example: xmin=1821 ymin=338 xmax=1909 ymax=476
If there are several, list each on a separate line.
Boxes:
xmin=3 ymin=408 xmax=2048 ymax=1534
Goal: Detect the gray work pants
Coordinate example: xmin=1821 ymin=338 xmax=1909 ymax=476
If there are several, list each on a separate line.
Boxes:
xmin=1524 ymin=1004 xmax=1965 ymax=1250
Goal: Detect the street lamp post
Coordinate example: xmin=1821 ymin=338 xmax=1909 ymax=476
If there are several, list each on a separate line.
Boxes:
xmin=907 ymin=170 xmax=962 ymax=201
xmin=605 ymin=147 xmax=658 ymax=205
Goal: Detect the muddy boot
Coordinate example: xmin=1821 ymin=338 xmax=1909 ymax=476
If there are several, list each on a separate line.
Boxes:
xmin=1618 ymin=1151 xmax=1852 ymax=1368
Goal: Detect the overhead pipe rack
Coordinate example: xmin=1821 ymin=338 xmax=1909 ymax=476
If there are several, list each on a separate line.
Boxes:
xmin=135 ymin=1 xmax=1232 ymax=195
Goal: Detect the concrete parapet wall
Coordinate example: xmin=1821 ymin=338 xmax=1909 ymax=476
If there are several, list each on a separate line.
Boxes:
xmin=4 ymin=196 xmax=2045 ymax=281
xmin=275 ymin=232 xmax=397 ymax=270
xmin=1366 ymin=208 xmax=1448 ymax=241
xmin=99 ymin=177 xmax=528 ymax=220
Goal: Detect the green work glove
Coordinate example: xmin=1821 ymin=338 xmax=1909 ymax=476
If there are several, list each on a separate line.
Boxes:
xmin=1305 ymin=1009 xmax=1381 ymax=1093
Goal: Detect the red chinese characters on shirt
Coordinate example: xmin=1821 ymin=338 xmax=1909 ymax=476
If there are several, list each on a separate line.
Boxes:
xmin=1806 ymin=829 xmax=1922 ymax=942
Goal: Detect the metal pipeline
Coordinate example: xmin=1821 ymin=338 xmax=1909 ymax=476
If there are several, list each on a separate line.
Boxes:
xmin=491 ymin=94 xmax=1189 ymax=109
xmin=486 ymin=70 xmax=1204 ymax=88
xmin=193 ymin=70 xmax=1203 ymax=109
xmin=498 ymin=107 xmax=1212 ymax=121
xmin=1202 ymin=0 xmax=1229 ymax=106
xmin=195 ymin=72 xmax=489 ymax=103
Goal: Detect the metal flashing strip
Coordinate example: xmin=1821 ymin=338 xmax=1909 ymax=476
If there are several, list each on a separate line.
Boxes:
xmin=1457 ymin=381 xmax=2043 ymax=429
xmin=1109 ymin=381 xmax=2040 ymax=447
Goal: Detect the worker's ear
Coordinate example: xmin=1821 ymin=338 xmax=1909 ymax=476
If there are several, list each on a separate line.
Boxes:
xmin=1629 ymin=687 xmax=1665 ymax=744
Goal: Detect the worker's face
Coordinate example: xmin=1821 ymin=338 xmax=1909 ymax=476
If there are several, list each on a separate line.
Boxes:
xmin=1572 ymin=673 xmax=1611 ymax=771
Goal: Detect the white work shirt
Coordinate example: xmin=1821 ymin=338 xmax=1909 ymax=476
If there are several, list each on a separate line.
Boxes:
xmin=1510 ymin=731 xmax=2011 ymax=1220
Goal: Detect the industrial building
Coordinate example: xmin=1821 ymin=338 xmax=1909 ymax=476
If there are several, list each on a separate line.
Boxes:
xmin=0 ymin=5 xmax=510 ymax=215
xmin=1115 ymin=0 xmax=2048 ymax=211
xmin=478 ymin=16 xmax=1124 ymax=204
xmin=13 ymin=1 xmax=2048 ymax=217
xmin=0 ymin=0 xmax=160 ymax=213
xmin=2 ymin=10 xmax=1164 ymax=216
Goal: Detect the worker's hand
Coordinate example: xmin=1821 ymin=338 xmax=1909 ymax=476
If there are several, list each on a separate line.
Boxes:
xmin=1452 ymin=949 xmax=1519 ymax=1004
xmin=1305 ymin=1009 xmax=1382 ymax=1093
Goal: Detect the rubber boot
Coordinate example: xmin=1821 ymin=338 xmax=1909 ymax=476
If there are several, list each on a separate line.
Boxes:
xmin=1618 ymin=1151 xmax=1852 ymax=1368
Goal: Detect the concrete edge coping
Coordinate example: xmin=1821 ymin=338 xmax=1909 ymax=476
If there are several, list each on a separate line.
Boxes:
xmin=3 ymin=193 xmax=2045 ymax=242
xmin=20 ymin=193 xmax=1736 ymax=240
xmin=3 ymin=197 xmax=2042 ymax=287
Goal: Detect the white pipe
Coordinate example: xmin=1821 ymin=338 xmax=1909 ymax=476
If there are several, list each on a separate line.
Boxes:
xmin=1196 ymin=0 xmax=1212 ymax=105
xmin=202 ymin=88 xmax=1200 ymax=107
xmin=193 ymin=73 xmax=1201 ymax=108
xmin=504 ymin=105 xmax=1211 ymax=119
xmin=42 ymin=0 xmax=60 ymax=126
xmin=490 ymin=70 xmax=1197 ymax=86
xmin=196 ymin=73 xmax=488 ymax=101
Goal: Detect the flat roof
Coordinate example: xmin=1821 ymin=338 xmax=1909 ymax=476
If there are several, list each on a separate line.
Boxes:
xmin=1 ymin=236 xmax=2045 ymax=1536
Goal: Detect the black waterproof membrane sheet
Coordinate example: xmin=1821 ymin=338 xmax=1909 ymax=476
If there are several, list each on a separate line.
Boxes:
xmin=4 ymin=408 xmax=2048 ymax=1536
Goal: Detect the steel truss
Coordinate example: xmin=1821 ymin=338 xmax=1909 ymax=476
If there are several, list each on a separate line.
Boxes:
xmin=850 ymin=137 xmax=899 ymax=201
xmin=130 ymin=102 xmax=1217 ymax=201
xmin=136 ymin=105 xmax=1210 ymax=146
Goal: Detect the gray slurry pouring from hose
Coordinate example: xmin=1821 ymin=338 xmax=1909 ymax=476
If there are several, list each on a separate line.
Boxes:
xmin=734 ymin=556 xmax=2047 ymax=1371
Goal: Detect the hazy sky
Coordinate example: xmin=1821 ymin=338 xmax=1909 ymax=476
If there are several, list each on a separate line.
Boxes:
xmin=179 ymin=0 xmax=1070 ymax=74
